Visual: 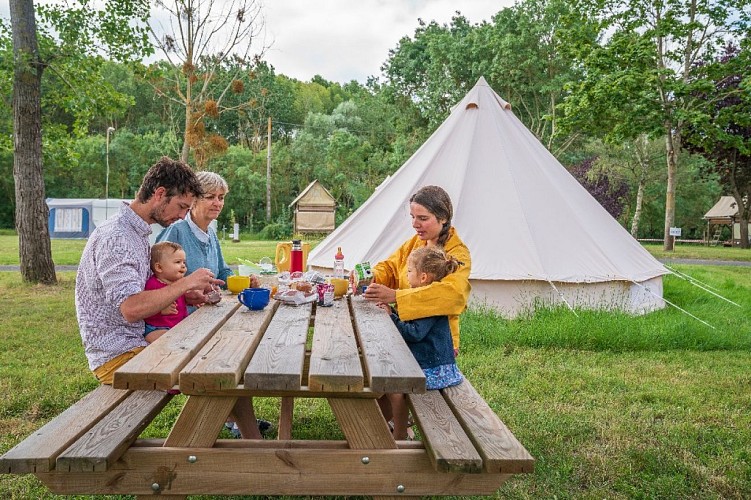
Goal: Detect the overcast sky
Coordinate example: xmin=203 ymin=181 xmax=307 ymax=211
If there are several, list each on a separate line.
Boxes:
xmin=2 ymin=1 xmax=515 ymax=84
xmin=262 ymin=0 xmax=514 ymax=83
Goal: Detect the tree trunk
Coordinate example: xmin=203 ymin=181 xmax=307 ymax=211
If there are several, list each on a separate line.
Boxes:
xmin=733 ymin=192 xmax=750 ymax=249
xmin=631 ymin=180 xmax=645 ymax=239
xmin=630 ymin=136 xmax=649 ymax=238
xmin=739 ymin=216 xmax=750 ymax=249
xmin=663 ymin=126 xmax=679 ymax=251
xmin=10 ymin=0 xmax=56 ymax=284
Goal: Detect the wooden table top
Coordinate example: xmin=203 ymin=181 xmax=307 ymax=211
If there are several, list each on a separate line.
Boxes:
xmin=113 ymin=294 xmax=426 ymax=397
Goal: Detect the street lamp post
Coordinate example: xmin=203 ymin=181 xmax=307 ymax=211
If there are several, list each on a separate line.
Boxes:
xmin=105 ymin=127 xmax=115 ymax=219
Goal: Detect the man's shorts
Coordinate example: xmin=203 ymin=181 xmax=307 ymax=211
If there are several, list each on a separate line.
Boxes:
xmin=92 ymin=347 xmax=145 ymax=385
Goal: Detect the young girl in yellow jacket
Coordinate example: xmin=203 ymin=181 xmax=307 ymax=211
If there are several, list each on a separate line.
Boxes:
xmin=362 ymin=185 xmax=472 ymax=354
xmin=376 ymin=246 xmax=465 ymax=439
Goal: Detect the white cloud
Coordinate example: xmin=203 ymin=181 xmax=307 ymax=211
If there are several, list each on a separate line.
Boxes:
xmin=262 ymin=0 xmax=513 ymax=83
xmin=1 ymin=1 xmax=515 ymax=84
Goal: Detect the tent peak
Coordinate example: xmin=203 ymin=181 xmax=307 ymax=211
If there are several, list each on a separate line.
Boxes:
xmin=466 ymin=76 xmax=512 ymax=110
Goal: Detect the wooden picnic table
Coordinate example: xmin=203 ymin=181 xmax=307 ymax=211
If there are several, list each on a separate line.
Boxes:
xmin=1 ymin=293 xmax=533 ymax=498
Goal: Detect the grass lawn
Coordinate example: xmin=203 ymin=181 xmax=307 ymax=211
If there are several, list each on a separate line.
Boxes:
xmin=1 ymin=259 xmax=750 ymax=498
xmin=0 ymin=234 xmax=748 ymax=266
xmin=0 ymin=235 xmax=309 ymax=266
xmin=0 ymin=231 xmax=750 ymax=497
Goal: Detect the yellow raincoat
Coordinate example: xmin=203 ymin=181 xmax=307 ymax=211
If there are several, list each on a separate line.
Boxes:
xmin=372 ymin=227 xmax=471 ymax=350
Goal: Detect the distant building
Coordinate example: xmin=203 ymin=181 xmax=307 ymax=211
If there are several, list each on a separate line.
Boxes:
xmin=289 ymin=180 xmax=336 ymax=234
xmin=703 ymin=196 xmax=750 ymax=246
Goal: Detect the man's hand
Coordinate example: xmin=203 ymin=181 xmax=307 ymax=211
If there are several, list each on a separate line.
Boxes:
xmin=183 ymin=268 xmax=224 ymax=306
xmin=186 ymin=268 xmax=224 ymax=291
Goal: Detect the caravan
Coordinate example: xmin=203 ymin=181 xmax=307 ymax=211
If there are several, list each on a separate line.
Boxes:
xmin=46 ymin=198 xmax=163 ymax=243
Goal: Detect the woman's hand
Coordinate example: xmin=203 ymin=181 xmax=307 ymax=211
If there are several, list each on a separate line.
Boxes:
xmin=363 ymin=283 xmax=397 ymax=304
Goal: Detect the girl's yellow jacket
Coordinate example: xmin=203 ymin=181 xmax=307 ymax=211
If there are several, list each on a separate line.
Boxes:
xmin=372 ymin=227 xmax=472 ymax=350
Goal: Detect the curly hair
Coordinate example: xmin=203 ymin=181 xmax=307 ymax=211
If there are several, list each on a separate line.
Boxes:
xmin=136 ymin=157 xmax=203 ymax=203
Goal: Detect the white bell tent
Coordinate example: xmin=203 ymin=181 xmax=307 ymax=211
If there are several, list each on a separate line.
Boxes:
xmin=308 ymin=77 xmax=668 ymax=317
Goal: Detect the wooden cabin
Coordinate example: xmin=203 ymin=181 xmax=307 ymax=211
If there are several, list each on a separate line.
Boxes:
xmin=289 ymin=180 xmax=336 ymax=234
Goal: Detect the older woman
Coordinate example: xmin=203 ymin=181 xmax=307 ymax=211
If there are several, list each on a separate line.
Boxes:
xmin=156 ymin=172 xmax=236 ymax=288
xmin=361 ymin=185 xmax=472 ymax=353
xmin=156 ymin=171 xmax=266 ymax=439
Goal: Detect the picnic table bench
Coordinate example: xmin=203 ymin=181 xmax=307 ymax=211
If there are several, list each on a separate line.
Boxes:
xmin=1 ymin=294 xmax=533 ymax=497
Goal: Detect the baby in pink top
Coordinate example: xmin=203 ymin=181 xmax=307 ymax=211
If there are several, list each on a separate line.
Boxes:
xmin=144 ymin=241 xmax=189 ymax=343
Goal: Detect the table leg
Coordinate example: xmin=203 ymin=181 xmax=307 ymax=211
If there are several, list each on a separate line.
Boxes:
xmin=135 ymin=395 xmax=237 ymax=500
xmin=328 ymin=398 xmax=401 ymax=500
xmin=278 ymin=396 xmax=294 ymax=440
xmin=165 ymin=395 xmax=237 ymax=447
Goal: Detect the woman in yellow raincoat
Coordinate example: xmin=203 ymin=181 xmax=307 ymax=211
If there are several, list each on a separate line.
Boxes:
xmin=362 ymin=185 xmax=472 ymax=353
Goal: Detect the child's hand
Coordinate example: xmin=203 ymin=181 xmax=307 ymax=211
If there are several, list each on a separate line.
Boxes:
xmin=376 ymin=302 xmax=391 ymax=313
xmin=363 ymin=283 xmax=397 ymax=304
xmin=160 ymin=302 xmax=178 ymax=315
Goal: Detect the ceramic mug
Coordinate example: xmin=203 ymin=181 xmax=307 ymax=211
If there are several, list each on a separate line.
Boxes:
xmin=227 ymin=275 xmax=251 ymax=294
xmin=328 ymin=278 xmax=349 ymax=298
xmin=238 ymin=287 xmax=270 ymax=311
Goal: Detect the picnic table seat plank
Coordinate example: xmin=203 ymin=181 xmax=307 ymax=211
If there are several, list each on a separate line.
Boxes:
xmin=113 ymin=299 xmax=239 ymax=391
xmin=244 ymin=302 xmax=312 ymax=391
xmin=55 ymin=390 xmax=172 ymax=472
xmin=407 ymin=389 xmax=483 ymax=473
xmin=443 ymin=379 xmax=535 ymax=473
xmin=350 ymin=298 xmax=425 ymax=394
xmin=308 ymin=300 xmax=364 ymax=392
xmin=0 ymin=385 xmax=130 ymax=473
xmin=179 ymin=302 xmax=277 ymax=393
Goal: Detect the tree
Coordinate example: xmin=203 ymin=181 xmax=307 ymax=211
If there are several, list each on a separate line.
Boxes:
xmin=382 ymin=2 xmax=592 ymax=152
xmin=569 ymin=156 xmax=630 ymax=219
xmin=583 ymin=136 xmax=665 ymax=237
xmin=9 ymin=0 xmax=53 ymax=283
xmin=6 ymin=0 xmax=151 ymax=283
xmin=147 ymin=0 xmax=267 ymax=164
xmin=561 ymin=0 xmax=751 ymax=250
xmin=685 ymin=42 xmax=751 ymax=248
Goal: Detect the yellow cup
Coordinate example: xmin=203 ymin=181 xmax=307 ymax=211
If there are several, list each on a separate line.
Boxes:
xmin=329 ymin=278 xmax=349 ymax=298
xmin=227 ymin=275 xmax=251 ymax=294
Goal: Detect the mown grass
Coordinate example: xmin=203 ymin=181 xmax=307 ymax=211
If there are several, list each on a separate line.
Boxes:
xmin=0 ymin=235 xmax=296 ymax=266
xmin=0 ymin=234 xmax=747 ymax=266
xmin=1 ymin=262 xmax=750 ymax=498
xmin=642 ymin=242 xmax=751 ymax=261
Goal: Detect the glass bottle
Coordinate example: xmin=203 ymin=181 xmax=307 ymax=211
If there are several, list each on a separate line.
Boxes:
xmin=334 ymin=247 xmax=345 ymax=279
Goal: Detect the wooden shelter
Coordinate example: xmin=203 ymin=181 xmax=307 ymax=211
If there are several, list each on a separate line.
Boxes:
xmin=703 ymin=196 xmax=750 ymax=246
xmin=289 ymin=180 xmax=336 ymax=234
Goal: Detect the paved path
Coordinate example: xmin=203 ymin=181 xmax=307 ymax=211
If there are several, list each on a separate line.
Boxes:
xmin=658 ymin=259 xmax=751 ymax=267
